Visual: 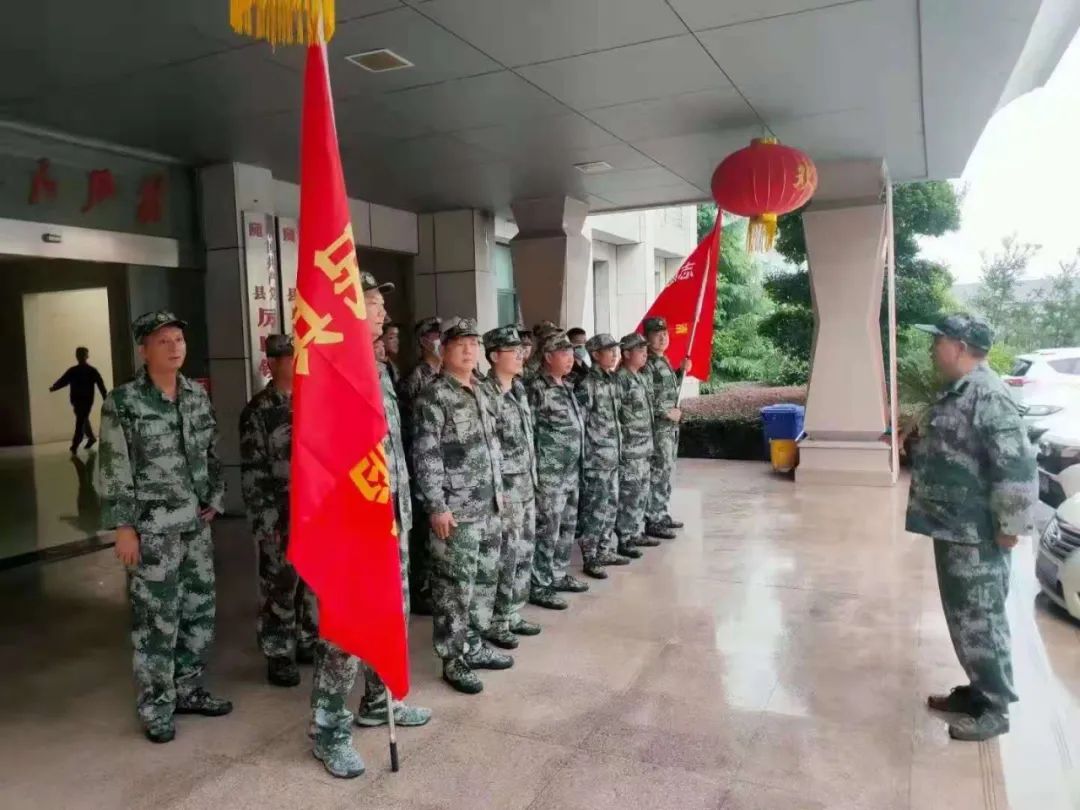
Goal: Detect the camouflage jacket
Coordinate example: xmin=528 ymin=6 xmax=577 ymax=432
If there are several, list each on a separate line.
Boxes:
xmin=380 ymin=362 xmax=412 ymax=534
xmin=527 ymin=372 xmax=585 ymax=477
xmin=239 ymin=383 xmax=291 ymax=539
xmin=645 ymin=352 xmax=681 ymax=432
xmin=482 ymin=374 xmax=537 ymax=491
xmin=616 ymin=366 xmax=655 ymax=461
xmin=399 ymin=360 xmax=440 ymax=448
xmin=906 ymin=364 xmax=1037 ymax=545
xmin=412 ymin=373 xmax=503 ymax=522
xmin=576 ymin=365 xmax=622 ymax=470
xmin=97 ymin=368 xmax=225 ymax=535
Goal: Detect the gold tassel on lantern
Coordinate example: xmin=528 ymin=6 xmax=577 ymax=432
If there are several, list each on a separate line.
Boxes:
xmin=746 ymin=213 xmax=778 ymax=253
xmin=230 ymin=0 xmax=336 ymax=46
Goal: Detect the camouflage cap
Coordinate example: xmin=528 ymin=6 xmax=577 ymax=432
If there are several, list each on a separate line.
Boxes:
xmin=642 ymin=316 xmax=668 ymax=335
xmin=265 ymin=334 xmax=293 ymax=357
xmin=360 ymin=271 xmax=395 ymax=294
xmin=415 ymin=316 xmax=441 ymax=337
xmin=483 ymin=325 xmax=522 ymax=351
xmin=132 ymin=310 xmax=187 ymax=341
xmin=620 ymin=332 xmax=648 ymax=351
xmin=585 ymin=333 xmax=619 ymax=352
xmin=442 ymin=316 xmax=481 ymax=341
xmin=914 ymin=313 xmax=993 ymax=352
xmin=541 ymin=330 xmax=574 ymax=354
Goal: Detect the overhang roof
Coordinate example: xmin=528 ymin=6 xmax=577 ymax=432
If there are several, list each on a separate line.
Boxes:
xmin=1 ymin=0 xmax=1076 ymax=215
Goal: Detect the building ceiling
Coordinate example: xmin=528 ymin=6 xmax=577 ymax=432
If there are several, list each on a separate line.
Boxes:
xmin=0 ymin=0 xmax=1074 ymax=216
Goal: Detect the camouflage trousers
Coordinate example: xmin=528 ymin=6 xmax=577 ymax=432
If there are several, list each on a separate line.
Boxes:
xmin=578 ymin=467 xmax=619 ymax=563
xmin=646 ymin=426 xmax=679 ymax=525
xmin=934 ymin=539 xmax=1018 ymax=711
xmin=310 ymin=505 xmax=412 ymax=730
xmin=491 ymin=475 xmax=537 ymax=632
xmin=256 ymin=531 xmax=317 ymax=660
xmin=429 ymin=513 xmax=502 ymax=661
xmin=532 ymin=471 xmax=580 ymax=590
xmin=616 ymin=457 xmax=651 ymax=543
xmin=127 ymin=525 xmax=215 ymax=727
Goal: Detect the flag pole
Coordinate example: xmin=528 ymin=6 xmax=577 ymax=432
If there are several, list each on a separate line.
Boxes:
xmin=387 ymin=694 xmax=400 ymax=772
xmin=677 ymin=221 xmax=719 ymax=405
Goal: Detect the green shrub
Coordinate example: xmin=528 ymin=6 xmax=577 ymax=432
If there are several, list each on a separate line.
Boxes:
xmin=679 ymin=386 xmax=807 ymax=460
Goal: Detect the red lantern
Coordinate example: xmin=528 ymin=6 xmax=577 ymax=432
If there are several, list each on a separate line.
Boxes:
xmin=711 ymin=137 xmax=817 ymax=252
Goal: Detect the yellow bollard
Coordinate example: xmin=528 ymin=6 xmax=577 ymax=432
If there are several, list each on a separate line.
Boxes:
xmin=769 ymin=439 xmax=798 ymax=473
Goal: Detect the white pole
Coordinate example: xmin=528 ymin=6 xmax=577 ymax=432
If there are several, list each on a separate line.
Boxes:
xmin=387 ymin=694 xmax=399 ymax=772
xmin=885 ymin=174 xmax=899 ymax=483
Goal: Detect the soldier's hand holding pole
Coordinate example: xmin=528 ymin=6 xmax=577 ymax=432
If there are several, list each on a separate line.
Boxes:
xmin=430 ymin=511 xmax=457 ymax=541
xmin=115 ymin=526 xmax=140 ymax=566
xmin=996 ymin=533 xmax=1019 ymax=551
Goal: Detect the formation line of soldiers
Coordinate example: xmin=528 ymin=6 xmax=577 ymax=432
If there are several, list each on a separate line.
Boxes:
xmin=95 ymin=268 xmax=690 ymax=779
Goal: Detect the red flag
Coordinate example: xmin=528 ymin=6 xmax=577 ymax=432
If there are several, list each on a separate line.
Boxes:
xmin=637 ymin=223 xmax=720 ymax=381
xmin=287 ymin=44 xmax=409 ymax=698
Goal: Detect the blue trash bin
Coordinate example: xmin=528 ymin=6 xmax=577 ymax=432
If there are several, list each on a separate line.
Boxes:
xmin=760 ymin=404 xmax=806 ymax=442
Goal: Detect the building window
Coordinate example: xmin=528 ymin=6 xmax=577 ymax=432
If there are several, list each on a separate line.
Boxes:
xmin=494 ymin=243 xmax=519 ymax=326
xmin=654 ymin=253 xmax=667 ymax=297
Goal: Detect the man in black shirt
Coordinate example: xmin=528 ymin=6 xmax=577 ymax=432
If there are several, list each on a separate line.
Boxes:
xmin=50 ymin=346 xmax=108 ymax=454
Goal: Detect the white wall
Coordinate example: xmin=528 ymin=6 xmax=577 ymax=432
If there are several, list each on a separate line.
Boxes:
xmin=24 ymin=288 xmax=114 ymax=445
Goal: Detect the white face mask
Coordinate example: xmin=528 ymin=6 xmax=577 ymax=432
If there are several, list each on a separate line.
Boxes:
xmin=427 ymin=338 xmax=441 ymax=356
xmin=574 ymin=346 xmax=591 ymax=366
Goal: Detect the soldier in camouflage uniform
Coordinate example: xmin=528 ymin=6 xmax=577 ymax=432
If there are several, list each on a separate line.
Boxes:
xmin=481 ymin=325 xmax=542 ymax=649
xmin=643 ymin=316 xmax=689 ymax=540
xmin=519 ymin=329 xmax=535 ymax=366
xmin=615 ymin=332 xmax=659 ymax=554
xmin=240 ymin=334 xmax=316 ymax=689
xmin=523 ymin=321 xmax=559 ymax=384
xmin=575 ymin=333 xmax=630 ymax=579
xmin=97 ymin=311 xmax=230 ymax=744
xmin=400 ymin=315 xmax=442 ymax=615
xmin=309 ymin=274 xmax=430 ymax=780
xmin=413 ymin=317 xmax=511 ymax=695
xmin=528 ymin=330 xmax=588 ymax=609
xmin=907 ymin=314 xmax=1037 ymax=742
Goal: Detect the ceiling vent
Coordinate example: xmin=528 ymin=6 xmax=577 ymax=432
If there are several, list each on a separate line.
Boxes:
xmin=345 ymin=49 xmax=414 ymax=73
xmin=574 ymin=161 xmax=613 ymax=174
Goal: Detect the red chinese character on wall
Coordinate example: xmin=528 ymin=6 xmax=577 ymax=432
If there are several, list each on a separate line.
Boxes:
xmin=81 ymin=169 xmax=116 ymax=213
xmin=136 ymin=173 xmax=166 ymax=224
xmin=249 ymin=221 xmax=264 ymax=239
xmin=259 ymin=335 xmax=268 ymax=352
xmin=29 ymin=159 xmax=58 ymax=205
xmin=257 ymin=308 xmax=277 ymax=328
xmin=283 ymin=226 xmax=297 ymax=243
xmin=258 ymin=357 xmax=271 ymax=378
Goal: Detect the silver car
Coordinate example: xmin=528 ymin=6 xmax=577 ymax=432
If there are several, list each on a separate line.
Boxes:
xmin=1037 ymin=493 xmax=1080 ymax=620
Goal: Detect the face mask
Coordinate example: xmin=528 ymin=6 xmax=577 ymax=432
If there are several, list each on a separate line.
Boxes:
xmin=423 ymin=337 xmax=441 ymax=356
xmin=574 ymin=346 xmax=590 ymax=366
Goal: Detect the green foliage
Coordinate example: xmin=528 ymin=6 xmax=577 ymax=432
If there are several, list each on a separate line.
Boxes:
xmin=757 ymin=306 xmax=815 ymax=365
xmin=971 ymin=240 xmax=1080 ymax=351
xmin=697 ymin=203 xmax=718 ymax=241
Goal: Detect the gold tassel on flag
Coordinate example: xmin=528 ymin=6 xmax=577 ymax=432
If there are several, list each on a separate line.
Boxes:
xmin=229 ymin=0 xmax=336 ymax=46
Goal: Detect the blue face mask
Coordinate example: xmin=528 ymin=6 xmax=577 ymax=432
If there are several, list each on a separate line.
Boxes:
xmin=573 ymin=346 xmax=590 ymax=366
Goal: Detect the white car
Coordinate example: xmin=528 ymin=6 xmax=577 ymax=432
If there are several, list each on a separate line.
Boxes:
xmin=1028 ymin=398 xmax=1080 ymax=508
xmin=1004 ymin=347 xmax=1080 ymax=403
xmin=1037 ymin=491 xmax=1080 ymax=620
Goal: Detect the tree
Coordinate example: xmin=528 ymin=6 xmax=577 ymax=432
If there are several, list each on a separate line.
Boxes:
xmin=761 ymin=180 xmax=962 ymax=364
xmin=697 ymin=202 xmax=718 ymax=241
xmin=971 ymin=235 xmax=1040 ymax=348
xmin=1032 ymin=252 xmax=1080 ymax=347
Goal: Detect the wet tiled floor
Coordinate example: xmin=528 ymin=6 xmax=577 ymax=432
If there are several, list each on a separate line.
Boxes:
xmin=1 ymin=459 xmax=1077 ymax=809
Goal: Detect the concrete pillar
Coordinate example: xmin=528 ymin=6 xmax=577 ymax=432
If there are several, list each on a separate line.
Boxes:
xmin=412 ymin=209 xmax=498 ymax=333
xmin=510 ymin=196 xmax=591 ymax=329
xmin=199 ymin=162 xmax=276 ymax=512
xmin=797 ymin=160 xmax=895 ymax=487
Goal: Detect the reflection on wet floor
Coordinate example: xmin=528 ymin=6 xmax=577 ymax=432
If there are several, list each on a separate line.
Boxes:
xmin=0 ymin=442 xmax=105 ymax=565
xmin=0 ymin=459 xmax=1077 ymax=809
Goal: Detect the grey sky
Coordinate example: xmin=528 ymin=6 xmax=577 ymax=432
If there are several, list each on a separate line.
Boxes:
xmin=919 ymin=29 xmax=1080 ymax=284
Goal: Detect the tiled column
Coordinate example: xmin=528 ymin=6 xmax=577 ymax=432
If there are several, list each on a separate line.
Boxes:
xmin=412 ymin=209 xmax=497 ymax=331
xmin=198 ymin=162 xmax=275 ymax=512
xmin=509 ymin=196 xmax=591 ymax=329
xmin=797 ymin=160 xmax=895 ymax=487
